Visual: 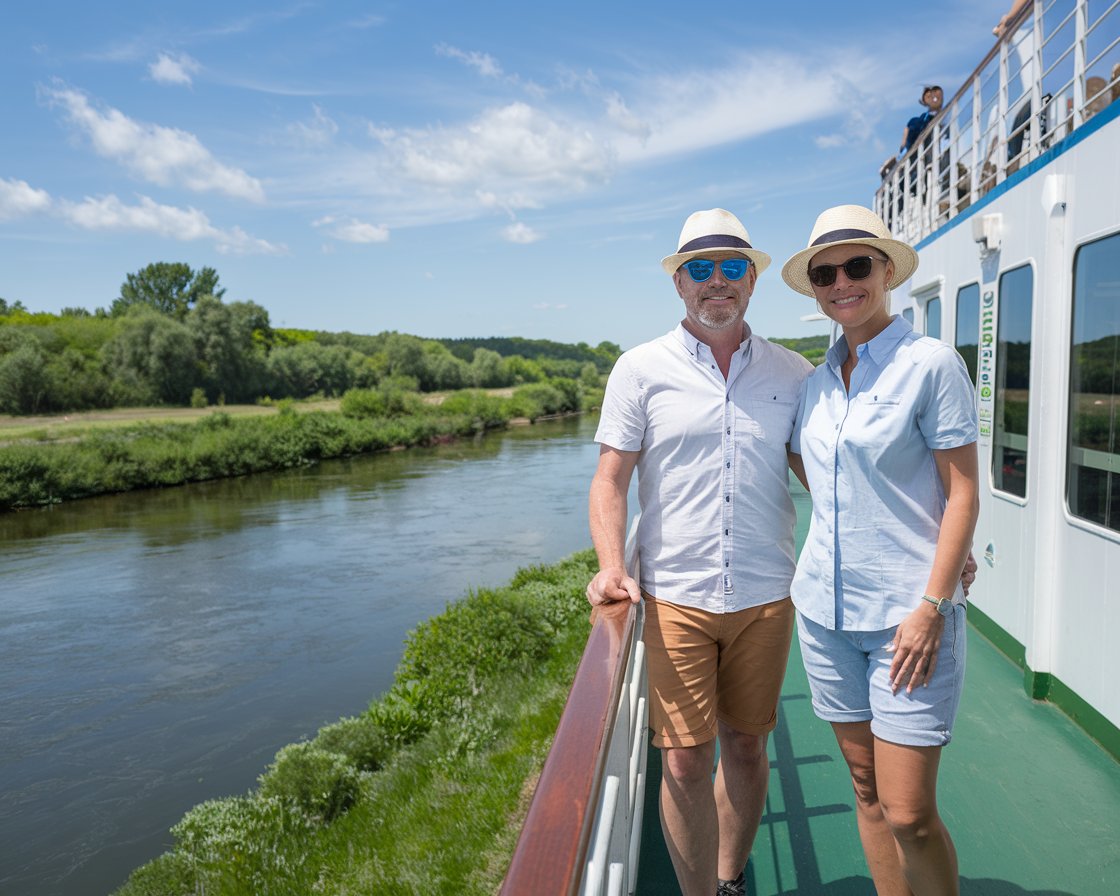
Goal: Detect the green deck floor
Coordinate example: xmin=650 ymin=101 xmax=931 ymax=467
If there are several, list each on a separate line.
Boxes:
xmin=636 ymin=626 xmax=1120 ymax=895
xmin=635 ymin=490 xmax=1120 ymax=894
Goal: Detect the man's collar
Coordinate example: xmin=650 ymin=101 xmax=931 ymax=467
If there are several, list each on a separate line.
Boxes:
xmin=673 ymin=321 xmax=752 ymax=358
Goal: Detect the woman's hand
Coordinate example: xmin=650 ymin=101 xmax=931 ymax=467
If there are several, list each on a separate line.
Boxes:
xmin=888 ymin=602 xmax=946 ymax=694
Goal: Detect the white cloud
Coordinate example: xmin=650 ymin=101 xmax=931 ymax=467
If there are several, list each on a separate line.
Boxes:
xmin=313 ymin=215 xmax=390 ymax=243
xmin=610 ymin=55 xmax=853 ymax=163
xmin=0 ymin=178 xmax=52 ymax=218
xmin=289 ymin=105 xmax=339 ymax=148
xmin=149 ymin=52 xmax=201 ymax=87
xmin=62 ymin=193 xmax=283 ymax=254
xmin=43 ymin=84 xmax=266 ymax=202
xmin=372 ymin=102 xmax=612 ymax=202
xmin=436 ymin=44 xmax=503 ymax=79
xmin=503 ymin=222 xmax=540 ymax=244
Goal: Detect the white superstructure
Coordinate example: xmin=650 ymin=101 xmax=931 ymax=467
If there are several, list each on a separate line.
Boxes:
xmin=876 ymin=0 xmax=1120 ymax=748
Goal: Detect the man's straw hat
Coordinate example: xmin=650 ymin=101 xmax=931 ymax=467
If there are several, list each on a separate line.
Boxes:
xmin=661 ymin=208 xmax=771 ymax=275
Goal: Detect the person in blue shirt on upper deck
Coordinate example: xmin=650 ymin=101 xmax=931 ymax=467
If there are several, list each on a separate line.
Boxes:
xmin=879 ymin=85 xmax=944 ymax=179
xmin=781 ymin=205 xmax=979 ymax=896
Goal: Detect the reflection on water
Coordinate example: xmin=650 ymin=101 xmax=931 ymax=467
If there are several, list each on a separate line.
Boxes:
xmin=0 ymin=416 xmax=601 ymax=896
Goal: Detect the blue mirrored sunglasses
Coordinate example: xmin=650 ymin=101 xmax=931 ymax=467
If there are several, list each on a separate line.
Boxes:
xmin=683 ymin=258 xmax=750 ymax=282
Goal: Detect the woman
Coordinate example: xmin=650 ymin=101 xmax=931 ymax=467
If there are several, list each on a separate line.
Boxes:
xmin=781 ymin=205 xmax=979 ymax=895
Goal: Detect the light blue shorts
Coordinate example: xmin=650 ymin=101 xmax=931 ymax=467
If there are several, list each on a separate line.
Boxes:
xmin=795 ymin=605 xmax=967 ymax=747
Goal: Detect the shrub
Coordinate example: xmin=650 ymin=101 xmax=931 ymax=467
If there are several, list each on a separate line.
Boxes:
xmin=314 ymin=715 xmax=393 ymax=771
xmin=507 ymin=382 xmax=565 ymax=421
xmin=340 ymin=387 xmax=386 ymax=419
xmin=189 ymin=387 xmax=207 ymax=409
xmin=257 ymin=743 xmax=363 ymax=823
xmin=437 ymin=389 xmax=510 ymax=429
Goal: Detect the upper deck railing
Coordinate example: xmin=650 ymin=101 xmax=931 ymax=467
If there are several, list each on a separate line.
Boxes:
xmin=875 ymin=0 xmax=1120 ymax=245
xmin=501 ymin=526 xmax=648 ymax=896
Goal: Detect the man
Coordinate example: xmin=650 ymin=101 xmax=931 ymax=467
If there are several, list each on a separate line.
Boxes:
xmin=880 ymin=85 xmax=944 ymax=179
xmin=586 ymin=208 xmax=814 ymax=896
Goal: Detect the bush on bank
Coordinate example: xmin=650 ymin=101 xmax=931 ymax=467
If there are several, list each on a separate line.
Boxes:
xmin=0 ymin=379 xmax=588 ymax=511
xmin=114 ymin=549 xmax=599 ymax=896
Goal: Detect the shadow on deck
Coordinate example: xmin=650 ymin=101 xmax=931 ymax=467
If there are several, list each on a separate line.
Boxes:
xmin=636 ymin=622 xmax=1120 ymax=895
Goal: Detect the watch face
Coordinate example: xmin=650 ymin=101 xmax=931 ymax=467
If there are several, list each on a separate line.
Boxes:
xmin=938 ymin=599 xmax=953 ymax=616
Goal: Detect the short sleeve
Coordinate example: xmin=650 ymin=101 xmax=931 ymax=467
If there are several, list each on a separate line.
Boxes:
xmin=594 ymin=354 xmax=646 ymax=451
xmin=917 ymin=346 xmax=979 ymax=449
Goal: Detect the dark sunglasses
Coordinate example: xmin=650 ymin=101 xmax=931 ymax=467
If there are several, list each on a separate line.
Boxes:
xmin=683 ymin=258 xmax=751 ymax=282
xmin=807 ymin=255 xmax=887 ymax=288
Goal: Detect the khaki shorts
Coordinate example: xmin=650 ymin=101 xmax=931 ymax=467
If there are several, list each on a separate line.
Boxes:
xmin=643 ymin=595 xmax=795 ymax=748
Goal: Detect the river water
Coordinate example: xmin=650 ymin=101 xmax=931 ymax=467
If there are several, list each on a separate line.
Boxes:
xmin=0 ymin=415 xmax=607 ymax=896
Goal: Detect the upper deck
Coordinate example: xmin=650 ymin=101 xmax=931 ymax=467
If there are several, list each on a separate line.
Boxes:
xmin=875 ymin=0 xmax=1120 ymax=246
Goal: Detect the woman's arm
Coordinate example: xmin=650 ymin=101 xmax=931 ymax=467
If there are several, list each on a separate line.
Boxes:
xmin=888 ymin=442 xmax=980 ymax=693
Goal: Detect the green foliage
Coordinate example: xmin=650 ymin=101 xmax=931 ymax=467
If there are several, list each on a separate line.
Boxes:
xmin=113 ymin=262 xmax=225 ymax=320
xmin=258 ymin=743 xmax=364 ymax=823
xmin=314 ymin=716 xmax=393 ymax=772
xmin=437 ymin=389 xmax=511 ymax=429
xmin=0 ymin=343 xmax=51 ymax=414
xmin=189 ymin=387 xmax=208 ymax=409
xmin=339 ymin=387 xmax=387 ymax=418
xmin=507 ymin=382 xmax=567 ymax=421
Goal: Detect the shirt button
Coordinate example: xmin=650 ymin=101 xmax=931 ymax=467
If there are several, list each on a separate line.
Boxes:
xmin=725 ymin=495 xmax=730 ymax=502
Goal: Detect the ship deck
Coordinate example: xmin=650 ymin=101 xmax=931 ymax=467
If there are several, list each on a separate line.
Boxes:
xmin=635 ymin=493 xmax=1120 ymax=895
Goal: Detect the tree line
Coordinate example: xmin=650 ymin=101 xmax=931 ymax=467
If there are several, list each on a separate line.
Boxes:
xmin=0 ymin=263 xmax=622 ymax=416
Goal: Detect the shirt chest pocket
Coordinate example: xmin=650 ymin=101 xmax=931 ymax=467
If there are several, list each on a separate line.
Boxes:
xmin=739 ymin=393 xmax=799 ymax=443
xmin=846 ymin=393 xmax=905 ymax=442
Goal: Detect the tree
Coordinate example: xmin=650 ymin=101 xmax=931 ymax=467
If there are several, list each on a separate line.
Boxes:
xmin=112 ymin=263 xmax=226 ymax=320
xmin=0 ymin=343 xmax=51 ymax=413
xmin=101 ymin=307 xmax=198 ymax=404
xmin=187 ymin=296 xmax=269 ymax=403
xmin=0 ymin=297 xmax=27 ymax=316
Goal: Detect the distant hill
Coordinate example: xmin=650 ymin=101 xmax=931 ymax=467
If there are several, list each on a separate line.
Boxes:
xmin=771 ymin=334 xmax=828 ymax=365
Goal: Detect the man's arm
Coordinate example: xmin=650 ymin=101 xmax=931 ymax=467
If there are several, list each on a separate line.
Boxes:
xmin=587 ymin=445 xmax=642 ymax=605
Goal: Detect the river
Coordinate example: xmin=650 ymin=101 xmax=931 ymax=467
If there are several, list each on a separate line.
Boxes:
xmin=0 ymin=415 xmax=607 ymax=896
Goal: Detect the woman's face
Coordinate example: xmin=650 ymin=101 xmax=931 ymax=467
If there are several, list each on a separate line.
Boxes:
xmin=808 ymin=243 xmax=895 ymax=336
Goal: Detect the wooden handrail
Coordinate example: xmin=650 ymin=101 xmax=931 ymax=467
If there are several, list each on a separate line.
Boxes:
xmin=500 ymin=598 xmax=638 ymax=895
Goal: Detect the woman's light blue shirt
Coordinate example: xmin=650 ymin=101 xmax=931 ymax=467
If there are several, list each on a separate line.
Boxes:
xmin=790 ymin=316 xmax=977 ymax=631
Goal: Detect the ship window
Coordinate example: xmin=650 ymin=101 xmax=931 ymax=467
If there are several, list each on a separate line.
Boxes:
xmin=926 ymin=297 xmax=942 ymax=339
xmin=901 ymin=307 xmax=914 ymax=325
xmin=992 ymin=265 xmax=1033 ymax=498
xmin=1068 ymin=232 xmax=1120 ymax=533
xmin=955 ymin=283 xmax=980 ymax=385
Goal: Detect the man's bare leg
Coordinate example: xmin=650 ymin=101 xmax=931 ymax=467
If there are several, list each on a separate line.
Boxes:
xmin=660 ymin=740 xmax=718 ymax=896
xmin=714 ymin=722 xmax=770 ymax=882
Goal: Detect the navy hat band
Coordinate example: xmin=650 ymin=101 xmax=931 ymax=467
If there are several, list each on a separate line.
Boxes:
xmin=678 ymin=234 xmax=753 ymax=253
xmin=811 ymin=228 xmax=878 ymax=246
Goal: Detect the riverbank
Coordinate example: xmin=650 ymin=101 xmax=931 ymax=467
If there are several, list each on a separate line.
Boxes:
xmin=113 ymin=548 xmax=598 ymax=895
xmin=0 ymin=382 xmax=596 ymax=511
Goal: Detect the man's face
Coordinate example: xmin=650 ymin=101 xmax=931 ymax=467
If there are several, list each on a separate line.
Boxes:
xmin=923 ymin=87 xmax=944 ymax=111
xmin=673 ymin=251 xmax=756 ymax=333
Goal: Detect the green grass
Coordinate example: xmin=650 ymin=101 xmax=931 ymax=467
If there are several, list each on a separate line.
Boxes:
xmin=114 ymin=550 xmax=598 ymax=896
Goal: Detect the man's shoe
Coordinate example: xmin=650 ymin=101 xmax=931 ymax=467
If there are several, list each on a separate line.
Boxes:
xmin=716 ymin=871 xmax=745 ymax=896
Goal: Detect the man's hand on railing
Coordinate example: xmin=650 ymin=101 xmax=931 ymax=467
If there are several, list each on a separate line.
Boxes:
xmin=587 ymin=566 xmax=642 ymax=605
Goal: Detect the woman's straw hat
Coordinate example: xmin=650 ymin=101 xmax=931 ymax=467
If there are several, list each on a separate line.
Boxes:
xmin=781 ymin=205 xmax=918 ymax=297
xmin=661 ymin=208 xmax=771 ymax=275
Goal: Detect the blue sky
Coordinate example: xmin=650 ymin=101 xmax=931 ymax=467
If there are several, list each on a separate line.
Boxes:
xmin=1 ymin=1 xmax=1012 ymax=349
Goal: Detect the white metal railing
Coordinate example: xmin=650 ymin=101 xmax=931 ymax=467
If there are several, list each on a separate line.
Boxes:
xmin=875 ymin=0 xmax=1120 ymax=244
xmin=582 ymin=519 xmax=648 ymax=896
